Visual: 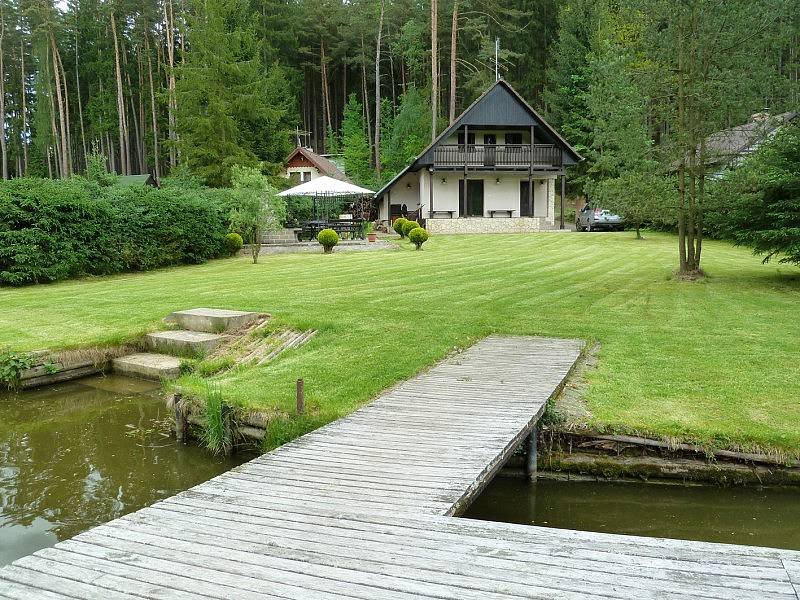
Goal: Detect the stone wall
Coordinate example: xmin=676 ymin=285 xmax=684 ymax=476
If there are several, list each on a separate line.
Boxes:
xmin=262 ymin=228 xmax=300 ymax=244
xmin=425 ymin=217 xmax=551 ymax=234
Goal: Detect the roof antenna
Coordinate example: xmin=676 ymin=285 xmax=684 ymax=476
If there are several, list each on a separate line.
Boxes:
xmin=296 ymin=126 xmax=301 ymax=147
xmin=495 ymin=38 xmax=500 ymax=81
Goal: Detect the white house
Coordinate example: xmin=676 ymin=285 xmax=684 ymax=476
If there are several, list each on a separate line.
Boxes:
xmin=375 ymin=79 xmax=582 ymax=234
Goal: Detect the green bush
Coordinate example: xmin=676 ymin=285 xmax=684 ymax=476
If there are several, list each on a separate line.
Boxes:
xmin=224 ymin=232 xmax=244 ymax=256
xmin=0 ymin=177 xmax=230 ymax=285
xmin=401 ymin=220 xmax=420 ymax=237
xmin=317 ymin=228 xmax=340 ymax=253
xmin=393 ymin=217 xmax=408 ymax=237
xmin=408 ymin=226 xmax=430 ymax=250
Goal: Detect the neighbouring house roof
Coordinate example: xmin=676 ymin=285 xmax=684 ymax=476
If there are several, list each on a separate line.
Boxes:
xmin=277 ymin=175 xmax=374 ymax=197
xmin=117 ymin=173 xmax=159 ymax=187
xmin=375 ymin=79 xmax=583 ymax=199
xmin=704 ymin=112 xmax=798 ymax=167
xmin=284 ymin=146 xmax=349 ymax=181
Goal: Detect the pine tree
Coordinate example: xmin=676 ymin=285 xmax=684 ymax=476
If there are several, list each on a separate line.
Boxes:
xmin=341 ymin=93 xmax=373 ymax=186
xmin=175 ymin=0 xmax=295 ymax=186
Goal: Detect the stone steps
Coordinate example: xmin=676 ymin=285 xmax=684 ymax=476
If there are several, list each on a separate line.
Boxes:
xmin=164 ymin=308 xmax=260 ymax=333
xmin=113 ymin=307 xmax=258 ymax=381
xmin=112 ymin=353 xmax=182 ymax=380
xmin=145 ymin=330 xmax=228 ymax=357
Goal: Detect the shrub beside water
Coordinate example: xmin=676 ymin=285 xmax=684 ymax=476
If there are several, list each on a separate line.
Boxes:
xmin=317 ymin=228 xmax=340 ymax=253
xmin=393 ymin=217 xmax=408 ymax=238
xmin=0 ymin=177 xmax=231 ymax=285
xmin=408 ymin=227 xmax=430 ymax=250
xmin=224 ymin=232 xmax=244 ymax=256
xmin=401 ymin=220 xmax=420 ymax=237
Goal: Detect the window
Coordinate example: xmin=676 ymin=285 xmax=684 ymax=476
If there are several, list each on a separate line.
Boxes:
xmin=505 ymin=133 xmax=523 ymax=145
xmin=301 ymin=171 xmax=312 ymax=182
xmin=457 ymin=132 xmax=476 ymax=146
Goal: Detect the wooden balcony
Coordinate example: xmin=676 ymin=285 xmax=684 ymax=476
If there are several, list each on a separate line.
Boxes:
xmin=433 ymin=144 xmax=562 ymax=169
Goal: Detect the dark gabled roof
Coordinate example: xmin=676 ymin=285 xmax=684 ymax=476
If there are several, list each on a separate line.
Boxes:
xmin=704 ymin=112 xmax=798 ymax=164
xmin=375 ymin=79 xmax=583 ymax=198
xmin=117 ymin=174 xmax=159 ymax=187
xmin=285 ymin=146 xmax=349 ymax=182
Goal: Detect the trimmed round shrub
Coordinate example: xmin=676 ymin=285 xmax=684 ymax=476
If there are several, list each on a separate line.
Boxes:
xmin=401 ymin=219 xmax=420 ymax=237
xmin=408 ymin=227 xmax=430 ymax=250
xmin=317 ymin=228 xmax=340 ymax=253
xmin=224 ymin=232 xmax=244 ymax=256
xmin=393 ymin=217 xmax=408 ymax=238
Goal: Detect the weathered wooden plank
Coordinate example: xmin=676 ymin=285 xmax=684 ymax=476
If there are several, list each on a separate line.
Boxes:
xmin=5 ymin=335 xmax=797 ymax=599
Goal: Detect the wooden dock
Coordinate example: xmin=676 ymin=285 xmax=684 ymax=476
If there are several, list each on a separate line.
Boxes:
xmin=2 ymin=336 xmax=798 ymax=599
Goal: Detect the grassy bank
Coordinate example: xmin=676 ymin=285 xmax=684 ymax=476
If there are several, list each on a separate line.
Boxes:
xmin=2 ymin=232 xmax=798 ymax=455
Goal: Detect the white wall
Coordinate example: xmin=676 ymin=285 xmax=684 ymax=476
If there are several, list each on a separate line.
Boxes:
xmin=382 ymin=170 xmax=556 ymax=222
xmin=425 ymin=172 xmax=556 ymax=218
xmin=285 ymin=166 xmax=319 ymax=181
xmin=379 ymin=171 xmax=420 ymax=220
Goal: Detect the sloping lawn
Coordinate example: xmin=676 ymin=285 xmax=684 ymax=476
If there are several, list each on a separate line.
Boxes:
xmin=2 ymin=232 xmax=798 ymax=455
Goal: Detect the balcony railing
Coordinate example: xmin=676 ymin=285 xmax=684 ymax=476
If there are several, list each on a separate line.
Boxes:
xmin=433 ymin=144 xmax=562 ymax=169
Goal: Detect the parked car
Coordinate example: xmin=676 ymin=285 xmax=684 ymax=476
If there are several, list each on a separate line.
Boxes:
xmin=576 ymin=204 xmax=624 ymax=231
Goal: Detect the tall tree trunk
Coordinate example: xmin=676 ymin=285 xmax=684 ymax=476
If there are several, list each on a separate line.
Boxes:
xmin=124 ymin=48 xmax=141 ymax=173
xmin=374 ymin=0 xmax=385 ymax=175
xmin=48 ymin=87 xmax=61 ymax=178
xmin=111 ymin=12 xmax=130 ymax=175
xmin=430 ymin=0 xmax=438 ymax=140
xmin=53 ymin=41 xmax=72 ymax=176
xmin=676 ymin=23 xmax=688 ymax=275
xmin=164 ymin=0 xmax=178 ymax=167
xmin=360 ymin=34 xmax=372 ymax=156
xmin=136 ymin=46 xmax=147 ymax=171
xmin=448 ymin=0 xmax=458 ymax=124
xmin=146 ymin=33 xmax=160 ymax=181
xmin=0 ymin=9 xmax=7 ymax=180
xmin=20 ymin=41 xmax=28 ymax=173
xmin=48 ymin=37 xmax=69 ymax=178
xmin=75 ymin=30 xmax=88 ymax=170
xmin=320 ymin=40 xmax=332 ymax=139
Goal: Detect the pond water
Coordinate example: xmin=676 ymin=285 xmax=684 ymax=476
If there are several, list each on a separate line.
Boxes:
xmin=465 ymin=476 xmax=800 ymax=550
xmin=0 ymin=374 xmax=250 ymax=567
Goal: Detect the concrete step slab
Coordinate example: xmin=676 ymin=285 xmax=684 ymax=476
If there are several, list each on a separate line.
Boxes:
xmin=164 ymin=308 xmax=260 ymax=333
xmin=145 ymin=330 xmax=228 ymax=357
xmin=112 ymin=353 xmax=182 ymax=380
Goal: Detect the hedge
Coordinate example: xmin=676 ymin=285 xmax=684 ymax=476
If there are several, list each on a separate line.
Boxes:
xmin=0 ymin=178 xmax=232 ymax=285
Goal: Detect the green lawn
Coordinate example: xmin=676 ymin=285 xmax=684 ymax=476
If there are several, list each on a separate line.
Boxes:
xmin=2 ymin=232 xmax=799 ymax=455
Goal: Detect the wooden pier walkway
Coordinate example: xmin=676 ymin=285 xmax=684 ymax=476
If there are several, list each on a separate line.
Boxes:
xmin=2 ymin=336 xmax=798 ymax=599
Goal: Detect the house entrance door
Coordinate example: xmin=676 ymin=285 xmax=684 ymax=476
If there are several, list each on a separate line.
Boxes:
xmin=460 ymin=179 xmax=485 ymax=217
xmin=520 ymin=181 xmax=533 ymax=216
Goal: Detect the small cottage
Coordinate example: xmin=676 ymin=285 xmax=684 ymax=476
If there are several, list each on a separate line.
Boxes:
xmin=284 ymin=146 xmax=348 ymax=184
xmin=374 ymin=79 xmax=582 ymax=233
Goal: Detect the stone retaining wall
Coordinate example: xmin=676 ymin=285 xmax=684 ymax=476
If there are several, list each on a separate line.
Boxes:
xmin=425 ymin=217 xmax=551 ymax=234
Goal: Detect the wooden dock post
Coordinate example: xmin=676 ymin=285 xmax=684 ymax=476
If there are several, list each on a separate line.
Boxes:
xmin=525 ymin=427 xmax=538 ymax=480
xmin=296 ymin=378 xmax=304 ymax=414
xmin=173 ymin=393 xmax=188 ymax=444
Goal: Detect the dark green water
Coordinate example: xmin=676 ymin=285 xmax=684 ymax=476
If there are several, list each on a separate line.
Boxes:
xmin=0 ymin=375 xmax=250 ymax=567
xmin=465 ymin=477 xmax=800 ymax=550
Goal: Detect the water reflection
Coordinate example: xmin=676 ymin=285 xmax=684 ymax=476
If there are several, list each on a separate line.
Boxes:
xmin=0 ymin=375 xmax=250 ymax=566
xmin=465 ymin=476 xmax=800 ymax=550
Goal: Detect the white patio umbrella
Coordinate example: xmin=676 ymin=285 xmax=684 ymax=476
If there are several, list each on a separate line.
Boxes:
xmin=277 ymin=175 xmax=375 ymax=197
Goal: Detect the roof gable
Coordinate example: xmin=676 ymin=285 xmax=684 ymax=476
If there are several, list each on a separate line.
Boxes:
xmin=285 ymin=147 xmax=349 ymax=182
xmin=414 ymin=79 xmax=581 ymax=167
xmin=459 ymin=83 xmax=539 ymax=127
